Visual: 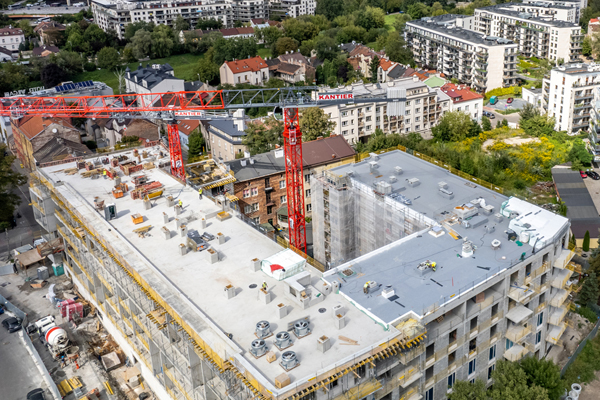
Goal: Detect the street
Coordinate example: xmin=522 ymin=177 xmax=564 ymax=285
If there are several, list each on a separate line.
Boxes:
xmin=0 ymin=161 xmax=41 ymax=264
xmin=483 ymin=106 xmax=521 ymax=126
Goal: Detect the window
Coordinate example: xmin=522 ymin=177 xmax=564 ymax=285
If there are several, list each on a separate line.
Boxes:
xmin=243 ymin=189 xmax=250 ymax=198
xmin=252 ymin=203 xmax=259 ymax=212
xmin=537 ymin=312 xmax=544 ymax=327
xmin=281 ymin=195 xmax=287 ymax=203
xmin=415 ymin=125 xmax=420 ymax=130
xmin=366 ymin=116 xmax=372 ymax=121
xmin=356 ymin=365 xmax=366 ymax=378
xmin=306 ymin=203 xmax=312 ymax=212
xmin=488 ymin=364 xmax=495 ymax=380
xmin=416 ymin=99 xmax=421 ymax=104
xmin=343 ymin=130 xmax=348 ymax=135
xmin=447 ymin=372 xmax=456 ymax=389
xmin=468 ymin=359 xmax=476 ymax=376
xmin=251 ymin=187 xmax=258 ymax=196
xmin=327 ymin=379 xmax=338 ymax=390
xmin=305 ymin=174 xmax=311 ymax=183
xmin=465 ymin=105 xmax=469 ymax=111
xmin=405 ymin=119 xmax=411 ymax=124
xmin=267 ymin=205 xmax=273 ymax=214
xmin=489 ymin=344 xmax=496 ymax=360
xmin=342 ymin=120 xmax=348 ymax=126
xmin=506 ymin=339 xmax=514 ymax=350
xmin=415 ymin=117 xmax=420 ymax=122
xmin=342 ymin=111 xmax=348 ymax=117
xmin=306 ymin=189 xmax=311 ymax=197
xmin=416 ymin=108 xmax=420 ymax=113
xmin=279 ymin=180 xmax=286 ymax=189
xmin=252 ymin=217 xmax=260 ymax=224
xmin=535 ymin=330 xmax=542 ymax=345
xmin=244 ymin=205 xmax=251 ymax=213
xmin=366 ymin=125 xmax=371 ymax=130
xmin=425 ymin=388 xmax=433 ymax=400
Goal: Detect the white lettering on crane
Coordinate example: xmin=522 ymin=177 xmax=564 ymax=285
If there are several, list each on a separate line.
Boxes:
xmin=317 ymin=93 xmax=354 ymax=101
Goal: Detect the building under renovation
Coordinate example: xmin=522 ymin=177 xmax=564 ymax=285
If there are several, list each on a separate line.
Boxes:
xmin=30 ymin=147 xmax=576 ymax=400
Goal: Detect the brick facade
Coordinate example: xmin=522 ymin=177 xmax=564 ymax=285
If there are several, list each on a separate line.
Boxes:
xmin=235 ymin=172 xmax=288 ymax=226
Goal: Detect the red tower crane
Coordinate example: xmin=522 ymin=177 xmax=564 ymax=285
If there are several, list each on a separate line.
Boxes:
xmin=0 ymin=88 xmax=322 ymax=252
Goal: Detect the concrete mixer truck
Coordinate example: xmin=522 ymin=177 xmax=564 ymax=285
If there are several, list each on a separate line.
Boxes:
xmin=32 ymin=316 xmax=71 ymax=360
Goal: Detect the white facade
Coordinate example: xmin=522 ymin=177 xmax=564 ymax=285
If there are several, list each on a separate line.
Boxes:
xmin=474 ymin=5 xmax=583 ymax=63
xmin=0 ymin=28 xmax=25 ymax=53
xmin=522 ymin=0 xmax=586 ymax=23
xmin=91 ymin=0 xmax=267 ymax=38
xmin=522 ymin=87 xmax=543 ymax=108
xmin=405 ymin=15 xmax=518 ymax=92
xmin=542 ymin=63 xmax=600 ymax=134
xmin=317 ymin=78 xmax=451 ymax=144
xmin=125 ymin=64 xmax=185 ymax=98
xmin=269 ymin=0 xmax=315 ymax=18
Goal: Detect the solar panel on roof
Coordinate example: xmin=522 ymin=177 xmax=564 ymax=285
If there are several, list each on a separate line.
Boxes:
xmin=68 ymin=84 xmax=75 ymax=90
xmin=56 ymin=86 xmax=63 ymax=92
xmin=87 ymin=80 xmax=93 ymax=86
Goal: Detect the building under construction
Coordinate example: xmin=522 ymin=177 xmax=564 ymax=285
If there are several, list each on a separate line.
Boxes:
xmin=30 ymin=147 xmax=576 ymax=400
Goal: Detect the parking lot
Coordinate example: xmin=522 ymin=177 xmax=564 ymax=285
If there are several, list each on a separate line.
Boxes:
xmin=487 ymin=97 xmax=527 ymax=112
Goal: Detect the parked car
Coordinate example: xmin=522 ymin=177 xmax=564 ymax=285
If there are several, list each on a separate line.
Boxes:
xmin=507 ymin=97 xmax=514 ymax=104
xmin=483 ymin=111 xmax=496 ymax=119
xmin=0 ymin=304 xmax=4 ymax=315
xmin=1 ymin=317 xmax=21 ymax=333
xmin=580 ymin=170 xmax=588 ymax=179
xmin=489 ymin=96 xmax=498 ymax=105
xmin=27 ymin=389 xmax=46 ymax=400
xmin=588 ymin=170 xmax=600 ymax=180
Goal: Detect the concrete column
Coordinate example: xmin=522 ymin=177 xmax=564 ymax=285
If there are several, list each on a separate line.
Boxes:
xmin=148 ymin=336 xmax=162 ymax=377
xmin=188 ymin=344 xmax=204 ymax=389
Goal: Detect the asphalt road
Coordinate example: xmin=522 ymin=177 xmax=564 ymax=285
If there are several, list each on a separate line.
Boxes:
xmin=483 ymin=106 xmax=521 ymax=126
xmin=0 ymin=161 xmax=40 ymax=263
xmin=0 ymin=316 xmax=50 ymax=400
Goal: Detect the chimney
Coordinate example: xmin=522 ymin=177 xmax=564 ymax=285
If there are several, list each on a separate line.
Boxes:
xmin=42 ymin=124 xmax=46 ymax=129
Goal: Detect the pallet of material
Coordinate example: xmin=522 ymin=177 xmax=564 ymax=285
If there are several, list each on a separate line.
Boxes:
xmin=80 ymin=169 xmax=100 ymax=178
xmin=143 ymin=162 xmax=155 ymax=170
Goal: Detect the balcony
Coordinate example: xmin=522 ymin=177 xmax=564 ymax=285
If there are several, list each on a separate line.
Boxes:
xmin=549 ymin=305 xmax=569 ymax=326
xmin=505 ymin=324 xmax=532 ymax=343
xmin=525 ymin=261 xmax=551 ymax=284
xmin=398 ymin=367 xmax=423 ymax=388
xmin=504 ymin=344 xmax=529 ymax=361
xmin=551 ymin=269 xmax=574 ymax=290
xmin=506 ymin=304 xmax=533 ymax=324
xmin=546 ymin=322 xmax=567 ymax=345
xmin=508 ymin=284 xmax=536 ymax=304
xmin=550 ymin=289 xmax=570 ymax=308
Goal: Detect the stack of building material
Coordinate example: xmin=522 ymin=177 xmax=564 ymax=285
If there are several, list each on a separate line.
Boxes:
xmin=112 ymin=183 xmax=129 ymax=199
xmin=76 ymin=161 xmax=86 ymax=170
xmin=120 ymin=162 xmax=143 ymax=176
xmin=110 ymin=158 xmax=119 ymax=168
xmin=85 ymin=162 xmax=95 ymax=171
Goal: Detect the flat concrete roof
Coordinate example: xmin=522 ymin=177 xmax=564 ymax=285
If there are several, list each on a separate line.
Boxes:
xmin=39 ymin=149 xmax=395 ymax=394
xmin=322 ymin=151 xmax=569 ymax=325
xmin=408 ymin=18 xmax=516 ymax=47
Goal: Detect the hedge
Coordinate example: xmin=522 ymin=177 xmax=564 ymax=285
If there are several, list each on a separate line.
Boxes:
xmin=484 ymin=86 xmax=523 ymax=99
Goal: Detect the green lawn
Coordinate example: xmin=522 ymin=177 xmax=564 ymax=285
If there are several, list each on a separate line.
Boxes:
xmin=257 ymin=47 xmax=272 ymax=59
xmin=72 ymin=53 xmax=205 ymax=92
xmin=385 ymin=14 xmax=398 ymax=31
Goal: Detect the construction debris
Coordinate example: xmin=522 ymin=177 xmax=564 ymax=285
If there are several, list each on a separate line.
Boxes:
xmin=339 ymin=336 xmax=359 ymax=345
xmin=133 ymin=225 xmax=152 ymax=238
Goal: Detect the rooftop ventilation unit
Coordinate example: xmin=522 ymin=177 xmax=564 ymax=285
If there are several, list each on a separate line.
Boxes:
xmin=369 ymin=161 xmax=379 ymax=174
xmin=407 ymin=178 xmax=420 ymax=187
xmin=280 ymin=351 xmax=299 ymax=371
xmin=438 ymin=181 xmax=448 ymax=189
xmin=486 ymin=225 xmax=495 ymax=234
xmin=370 ymin=153 xmax=379 ymax=160
xmin=293 ymin=320 xmax=310 ymax=338
xmin=255 ymin=320 xmax=272 ymax=339
xmin=389 ymin=176 xmax=397 ymax=183
xmin=275 ymin=331 xmax=293 ymax=350
xmin=439 ymin=188 xmax=454 ymax=200
xmin=249 ymin=339 xmax=267 ymax=358
xmin=395 ymin=166 xmax=403 ymax=175
xmin=376 ymin=181 xmax=392 ymax=194
xmin=491 ymin=239 xmax=501 ymax=250
xmin=382 ymin=286 xmax=395 ymax=299
xmin=482 ymin=205 xmax=495 ymax=215
xmin=494 ymin=213 xmax=504 ymax=223
xmin=454 ymin=203 xmax=477 ymax=219
xmin=462 ymin=240 xmax=474 ymax=258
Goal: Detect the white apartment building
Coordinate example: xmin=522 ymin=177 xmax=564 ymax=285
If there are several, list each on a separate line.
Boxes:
xmin=405 ymin=15 xmax=518 ymax=93
xmin=269 ymin=0 xmax=315 ymax=18
xmin=125 ymin=64 xmax=185 ymax=104
xmin=91 ymin=0 xmax=266 ymax=38
xmin=522 ymin=0 xmax=586 ymax=23
xmin=474 ymin=5 xmax=583 ymax=63
xmin=317 ymin=77 xmax=451 ymax=144
xmin=482 ymin=2 xmax=578 ymax=23
xmin=219 ymin=56 xmax=269 ymax=86
xmin=0 ymin=27 xmax=25 ymax=53
xmin=440 ymin=82 xmax=484 ymax=121
xmin=542 ymin=63 xmax=600 ymax=134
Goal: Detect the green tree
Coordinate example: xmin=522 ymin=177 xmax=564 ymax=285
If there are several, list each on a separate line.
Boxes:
xmin=501 ymin=118 xmax=508 ymax=127
xmin=196 ymin=18 xmax=222 ymax=30
xmin=97 ymin=47 xmax=121 ymax=71
xmin=242 ymin=116 xmax=284 ymax=155
xmin=174 ymin=15 xmax=190 ymax=33
xmin=580 ymin=271 xmax=600 ymax=305
xmin=408 ymin=3 xmax=430 ymax=19
xmin=300 ymin=107 xmax=336 ymax=141
xmin=123 ymin=45 xmax=137 ymax=62
xmin=188 ymin=130 xmax=205 ymax=158
xmin=83 ymin=24 xmax=107 ymax=53
xmin=315 ymin=0 xmax=345 ymax=20
xmin=447 ymin=380 xmax=487 ymax=400
xmin=431 ymin=2 xmax=448 ymax=16
xmin=353 ymin=6 xmax=385 ymax=30
xmin=194 ymin=49 xmax=219 ymax=84
xmin=281 ymin=18 xmax=319 ymax=44
xmin=584 ymin=230 xmax=591 ymax=252
xmin=469 ymin=121 xmax=482 ymax=137
xmin=53 ymin=50 xmax=85 ymax=75
xmin=130 ymin=29 xmax=153 ymax=59
xmin=432 ymin=111 xmax=473 ymax=142
xmin=273 ymin=37 xmax=299 ymax=58
xmin=0 ymin=144 xmax=26 ymax=229
xmin=393 ymin=14 xmax=413 ymax=32
xmin=520 ymin=357 xmax=563 ymax=400
xmin=151 ymin=24 xmax=175 ymax=58
xmin=482 ymin=116 xmax=492 ymax=131
xmin=568 ymin=138 xmax=594 ymax=166
xmin=490 ymin=360 xmax=550 ymax=400
xmin=314 ymin=35 xmax=339 ymax=61
xmin=40 ymin=63 xmax=67 ymax=87
xmin=385 ymin=33 xmax=414 ymax=65
xmin=124 ymin=21 xmax=154 ymax=41
xmin=17 ymin=19 xmax=34 ymax=38
xmin=260 ymin=26 xmax=282 ymax=48
xmin=370 ymin=55 xmax=379 ymax=83
xmin=583 ymin=36 xmax=593 ymax=57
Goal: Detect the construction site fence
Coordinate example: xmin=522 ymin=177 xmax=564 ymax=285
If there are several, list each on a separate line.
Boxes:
xmin=560 ymin=307 xmax=600 ymax=377
xmin=354 ymin=146 xmax=504 ymax=195
xmin=0 ymin=291 xmax=62 ymax=400
xmin=235 ymin=212 xmax=327 ymax=272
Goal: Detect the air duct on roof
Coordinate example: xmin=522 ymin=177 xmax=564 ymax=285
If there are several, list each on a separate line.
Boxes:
xmin=249 ymin=339 xmax=267 ymax=358
xmin=255 ymin=320 xmax=271 ymax=339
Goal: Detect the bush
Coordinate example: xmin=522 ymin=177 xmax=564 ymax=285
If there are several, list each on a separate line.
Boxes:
xmin=84 ymin=62 xmax=97 ymax=72
xmin=575 ymin=306 xmax=598 ymax=322
xmin=484 ymin=86 xmax=522 ymax=99
xmin=84 ymin=140 xmax=97 ymax=150
xmin=583 ymin=230 xmax=591 ymax=252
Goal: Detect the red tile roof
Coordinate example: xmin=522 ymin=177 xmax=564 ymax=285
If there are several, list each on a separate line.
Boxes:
xmin=440 ymin=83 xmax=483 ymax=103
xmin=0 ymin=27 xmax=23 ymax=36
xmin=379 ymin=58 xmax=396 ymax=71
xmin=34 ymin=21 xmax=65 ymax=33
xmin=224 ymin=56 xmax=268 ymax=73
xmin=178 ymin=120 xmax=200 ymax=136
xmin=236 ymin=27 xmax=255 ymax=35
xmin=591 ymin=18 xmax=599 ymax=24
xmin=15 ymin=116 xmax=74 ymax=140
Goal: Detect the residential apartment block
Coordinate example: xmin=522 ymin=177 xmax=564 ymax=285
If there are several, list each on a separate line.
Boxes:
xmin=542 ymin=62 xmax=600 ymax=134
xmin=201 ymin=112 xmax=248 ymax=162
xmin=405 ymin=15 xmax=518 ymax=93
xmin=440 ymin=83 xmax=484 ymax=121
xmin=268 ymin=0 xmax=315 ymax=19
xmin=522 ymin=0 xmax=586 ymax=23
xmin=311 ymin=150 xmax=573 ymax=400
xmin=474 ymin=4 xmax=583 ymax=63
xmin=0 ymin=27 xmax=24 ymax=53
xmin=317 ymin=78 xmax=451 ymax=144
xmin=125 ymin=64 xmax=185 ymax=99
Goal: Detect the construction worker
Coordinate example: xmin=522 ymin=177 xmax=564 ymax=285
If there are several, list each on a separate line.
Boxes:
xmin=262 ymin=281 xmax=268 ymax=291
xmin=178 ymin=199 xmax=183 ymax=208
xmin=103 ymin=169 xmax=107 ymax=179
xmin=363 ymin=281 xmax=370 ymax=294
xmin=198 ymin=188 xmax=203 ymax=199
xmin=432 ymin=262 xmax=437 ymax=272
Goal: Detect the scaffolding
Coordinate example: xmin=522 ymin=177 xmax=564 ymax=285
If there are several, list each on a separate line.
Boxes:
xmin=312 ymin=171 xmax=431 ymax=268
